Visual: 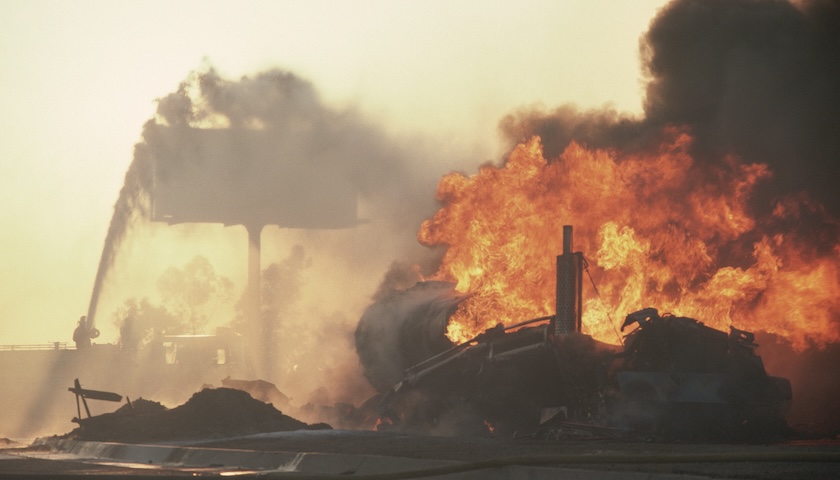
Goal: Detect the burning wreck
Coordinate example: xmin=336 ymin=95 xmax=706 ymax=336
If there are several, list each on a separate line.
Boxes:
xmin=356 ymin=227 xmax=792 ymax=440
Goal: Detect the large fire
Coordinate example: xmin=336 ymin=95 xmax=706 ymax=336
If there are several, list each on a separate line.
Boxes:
xmin=418 ymin=129 xmax=840 ymax=349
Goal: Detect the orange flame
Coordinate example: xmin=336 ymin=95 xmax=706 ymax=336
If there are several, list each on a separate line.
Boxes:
xmin=483 ymin=419 xmax=496 ymax=435
xmin=418 ymin=129 xmax=840 ymax=349
xmin=374 ymin=416 xmax=393 ymax=431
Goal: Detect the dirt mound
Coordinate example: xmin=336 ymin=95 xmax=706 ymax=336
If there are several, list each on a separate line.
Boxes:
xmin=0 ymin=437 xmax=24 ymax=448
xmin=66 ymin=388 xmax=330 ymax=443
xmin=115 ymin=397 xmax=167 ymax=416
xmin=221 ymin=376 xmax=291 ymax=410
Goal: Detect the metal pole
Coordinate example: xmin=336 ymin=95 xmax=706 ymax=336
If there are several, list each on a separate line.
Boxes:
xmin=246 ymin=224 xmax=268 ymax=378
xmin=555 ymin=225 xmax=583 ymax=335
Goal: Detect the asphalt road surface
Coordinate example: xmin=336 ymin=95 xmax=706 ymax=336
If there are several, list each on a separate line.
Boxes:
xmin=2 ymin=430 xmax=840 ymax=479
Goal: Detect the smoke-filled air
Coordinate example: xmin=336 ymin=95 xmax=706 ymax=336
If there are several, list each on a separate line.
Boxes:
xmin=1 ymin=0 xmax=838 ymax=440
xmin=81 ymin=67 xmax=457 ymax=413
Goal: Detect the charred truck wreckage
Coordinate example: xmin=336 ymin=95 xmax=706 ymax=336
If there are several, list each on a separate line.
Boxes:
xmin=355 ymin=226 xmax=792 ymax=440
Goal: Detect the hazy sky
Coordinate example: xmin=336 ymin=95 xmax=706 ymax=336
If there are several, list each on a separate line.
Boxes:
xmin=0 ymin=0 xmax=668 ymax=344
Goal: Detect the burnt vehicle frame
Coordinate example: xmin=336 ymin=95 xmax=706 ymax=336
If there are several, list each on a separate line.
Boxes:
xmin=363 ymin=226 xmax=792 ymax=439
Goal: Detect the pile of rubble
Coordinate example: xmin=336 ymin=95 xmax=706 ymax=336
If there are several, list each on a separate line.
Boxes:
xmin=64 ymin=388 xmax=330 ymax=443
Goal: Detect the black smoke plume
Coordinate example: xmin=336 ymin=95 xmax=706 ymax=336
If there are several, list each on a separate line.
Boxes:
xmin=502 ymin=0 xmax=840 ymax=214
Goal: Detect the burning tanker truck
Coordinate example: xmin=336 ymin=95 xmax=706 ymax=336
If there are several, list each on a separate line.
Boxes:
xmin=355 ymin=226 xmax=792 ymax=440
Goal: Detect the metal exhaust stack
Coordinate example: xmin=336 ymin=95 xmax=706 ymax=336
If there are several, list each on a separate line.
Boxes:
xmin=554 ymin=225 xmax=583 ymax=335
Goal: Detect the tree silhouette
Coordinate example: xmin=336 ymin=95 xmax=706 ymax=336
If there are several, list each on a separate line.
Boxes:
xmin=111 ymin=297 xmax=179 ymax=351
xmin=156 ymin=255 xmax=233 ymax=334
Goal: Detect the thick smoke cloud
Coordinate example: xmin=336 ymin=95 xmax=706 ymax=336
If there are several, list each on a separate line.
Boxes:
xmin=643 ymin=0 xmax=840 ymax=213
xmin=89 ymin=67 xmax=444 ymax=326
xmin=502 ymin=0 xmax=840 ymax=214
xmin=150 ymin=68 xmax=440 ymax=230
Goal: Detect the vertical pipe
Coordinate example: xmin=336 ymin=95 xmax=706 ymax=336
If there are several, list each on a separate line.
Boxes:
xmin=555 ymin=225 xmax=583 ymax=335
xmin=563 ymin=225 xmax=573 ymax=255
xmin=246 ymin=224 xmax=267 ymax=378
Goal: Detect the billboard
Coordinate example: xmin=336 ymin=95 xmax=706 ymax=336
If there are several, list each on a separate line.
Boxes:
xmin=148 ymin=126 xmax=359 ymax=228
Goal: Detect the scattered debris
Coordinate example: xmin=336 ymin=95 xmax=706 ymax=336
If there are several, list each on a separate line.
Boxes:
xmin=361 ymin=227 xmax=793 ymax=441
xmin=531 ymin=421 xmax=628 ymax=441
xmin=67 ymin=378 xmax=124 ymax=422
xmin=613 ymin=308 xmax=792 ymax=439
xmin=63 ymin=387 xmax=330 ymax=443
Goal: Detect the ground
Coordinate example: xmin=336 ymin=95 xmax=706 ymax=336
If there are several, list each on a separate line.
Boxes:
xmin=1 ymin=387 xmax=838 ymax=478
xmin=3 ymin=431 xmax=840 ymax=478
